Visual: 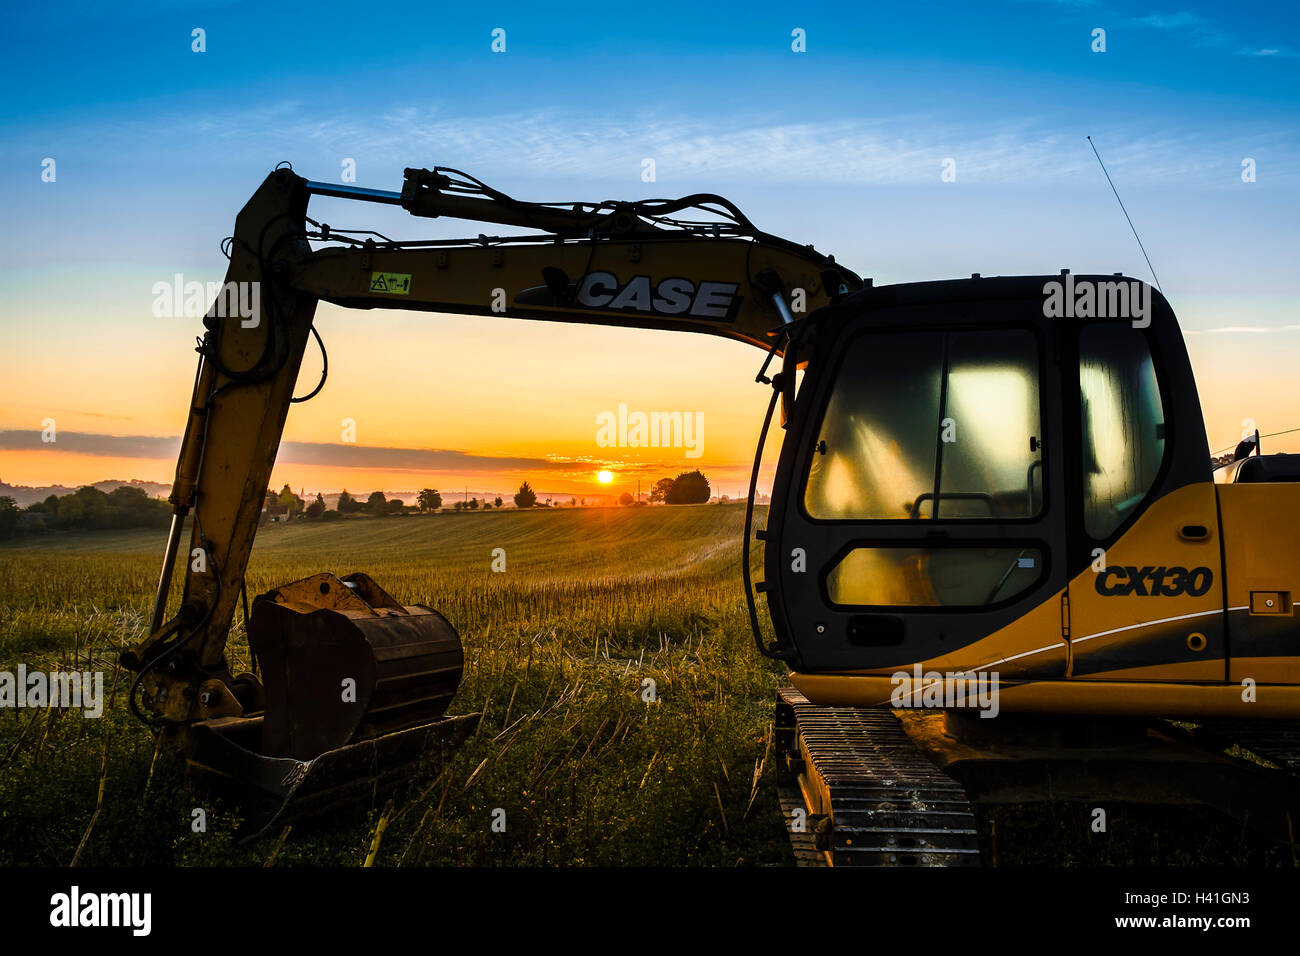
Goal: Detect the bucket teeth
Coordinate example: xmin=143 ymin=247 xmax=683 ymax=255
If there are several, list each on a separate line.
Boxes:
xmin=183 ymin=712 xmax=479 ymax=840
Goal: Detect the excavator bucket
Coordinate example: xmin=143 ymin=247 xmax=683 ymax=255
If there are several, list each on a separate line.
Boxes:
xmin=181 ymin=572 xmax=475 ymax=837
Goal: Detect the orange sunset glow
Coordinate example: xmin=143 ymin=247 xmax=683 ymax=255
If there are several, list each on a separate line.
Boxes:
xmin=1 ymin=273 xmax=1296 ymax=505
xmin=0 ymin=294 xmax=778 ymax=501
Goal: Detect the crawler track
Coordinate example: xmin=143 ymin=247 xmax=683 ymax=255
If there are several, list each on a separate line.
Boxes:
xmin=1194 ymin=719 xmax=1300 ymax=773
xmin=776 ymin=687 xmax=981 ymax=866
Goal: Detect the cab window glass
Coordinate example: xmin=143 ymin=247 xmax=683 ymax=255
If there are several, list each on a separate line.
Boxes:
xmin=827 ymin=546 xmax=1044 ymax=607
xmin=1078 ymin=324 xmax=1165 ymax=539
xmin=805 ymin=329 xmax=1042 ymax=520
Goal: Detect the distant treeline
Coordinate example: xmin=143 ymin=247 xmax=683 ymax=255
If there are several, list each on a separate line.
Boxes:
xmin=0 ymin=486 xmax=170 ymax=539
xmin=0 ymin=469 xmax=723 ymax=540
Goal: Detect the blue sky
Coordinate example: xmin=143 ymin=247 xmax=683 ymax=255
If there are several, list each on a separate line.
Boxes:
xmin=1 ymin=0 xmax=1297 ymax=494
xmin=3 ymin=1 xmax=1296 ymax=283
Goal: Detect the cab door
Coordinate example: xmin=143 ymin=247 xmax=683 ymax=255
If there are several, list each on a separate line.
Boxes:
xmin=765 ymin=300 xmax=1070 ymax=680
xmin=1063 ymin=321 xmax=1226 ymax=681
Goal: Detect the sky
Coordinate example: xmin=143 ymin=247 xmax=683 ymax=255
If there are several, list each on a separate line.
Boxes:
xmin=1 ymin=0 xmax=1297 ymax=502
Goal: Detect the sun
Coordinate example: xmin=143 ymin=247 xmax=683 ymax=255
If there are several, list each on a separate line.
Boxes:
xmin=596 ymin=470 xmax=614 ymax=485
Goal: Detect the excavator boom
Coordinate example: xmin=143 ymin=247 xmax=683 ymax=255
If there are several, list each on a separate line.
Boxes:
xmin=123 ymin=165 xmax=861 ymax=831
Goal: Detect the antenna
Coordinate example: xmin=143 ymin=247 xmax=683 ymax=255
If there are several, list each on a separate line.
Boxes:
xmin=1087 ymin=136 xmax=1163 ymax=294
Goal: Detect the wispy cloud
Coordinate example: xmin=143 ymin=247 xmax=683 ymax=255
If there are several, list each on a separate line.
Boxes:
xmin=9 ymin=103 xmax=1293 ymax=190
xmin=0 ymin=431 xmax=178 ymax=459
xmin=1131 ymin=11 xmax=1205 ymax=31
xmin=1124 ymin=7 xmax=1296 ymax=56
xmin=1027 ymin=2 xmax=1295 ymax=57
xmin=1236 ymin=46 xmax=1298 ymax=58
xmin=1127 ymin=9 xmax=1241 ymax=51
xmin=276 ymin=441 xmax=577 ymax=473
xmin=0 ymin=430 xmax=580 ymax=473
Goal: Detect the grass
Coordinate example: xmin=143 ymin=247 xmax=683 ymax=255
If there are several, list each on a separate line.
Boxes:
xmin=0 ymin=504 xmax=792 ymax=866
xmin=0 ymin=504 xmax=1290 ymax=866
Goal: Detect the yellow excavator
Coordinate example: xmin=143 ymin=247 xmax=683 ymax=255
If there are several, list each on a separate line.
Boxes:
xmin=125 ymin=164 xmax=1299 ymax=849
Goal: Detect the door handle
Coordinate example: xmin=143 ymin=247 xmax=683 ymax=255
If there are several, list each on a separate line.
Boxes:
xmin=1179 ymin=524 xmax=1209 ymax=541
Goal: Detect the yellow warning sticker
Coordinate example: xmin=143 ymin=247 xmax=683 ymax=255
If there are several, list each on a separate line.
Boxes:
xmin=369 ymin=272 xmax=412 ymax=295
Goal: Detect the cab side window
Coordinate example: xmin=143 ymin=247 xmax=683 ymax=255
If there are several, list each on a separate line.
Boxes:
xmin=1078 ymin=324 xmax=1166 ymax=539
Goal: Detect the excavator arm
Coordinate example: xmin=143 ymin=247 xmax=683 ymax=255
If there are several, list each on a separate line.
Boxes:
xmin=120 ymin=165 xmax=859 ymax=825
xmin=305 ymin=166 xmax=857 ymax=342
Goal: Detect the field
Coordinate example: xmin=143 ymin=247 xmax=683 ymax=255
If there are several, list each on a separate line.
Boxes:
xmin=0 ymin=504 xmax=798 ymax=866
xmin=0 ymin=504 xmax=1287 ymax=867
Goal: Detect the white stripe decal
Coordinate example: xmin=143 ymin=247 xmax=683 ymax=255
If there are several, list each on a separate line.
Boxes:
xmin=952 ymin=642 xmax=1064 ymax=677
xmin=1001 ymin=642 xmax=1066 ymax=664
xmin=1073 ymin=607 xmax=1230 ymax=645
xmin=940 ymin=601 xmax=1295 ymax=677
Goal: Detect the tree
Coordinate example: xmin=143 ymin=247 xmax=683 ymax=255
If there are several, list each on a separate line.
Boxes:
xmin=468 ymin=498 xmax=479 ymax=510
xmin=56 ymin=486 xmax=109 ymax=529
xmin=667 ymin=470 xmax=710 ymax=504
xmin=337 ymin=489 xmax=361 ymax=513
xmin=649 ymin=477 xmax=675 ymax=503
xmin=417 ymin=488 xmax=443 ymax=512
xmin=514 ymin=481 xmax=537 ymax=509
xmin=365 ymin=491 xmax=388 ymax=515
xmin=0 ymin=497 xmax=18 ymax=540
xmin=306 ymin=493 xmax=326 ymax=518
xmin=278 ymin=483 xmax=303 ymax=517
xmin=22 ymin=494 xmax=58 ymax=515
xmin=493 ymin=497 xmax=503 ymax=509
xmin=107 ymin=486 xmax=168 ymax=528
xmin=387 ymin=498 xmax=405 ymax=514
xmin=9 ymin=486 xmax=168 ymax=536
xmin=618 ymin=492 xmax=634 ymax=506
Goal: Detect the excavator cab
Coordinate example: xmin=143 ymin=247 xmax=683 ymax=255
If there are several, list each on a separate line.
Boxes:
xmin=759 ymin=274 xmax=1294 ymax=716
xmin=766 ymin=280 xmax=1077 ymax=676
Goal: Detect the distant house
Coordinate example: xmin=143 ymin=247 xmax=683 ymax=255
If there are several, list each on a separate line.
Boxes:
xmin=261 ymin=492 xmax=290 ymax=524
